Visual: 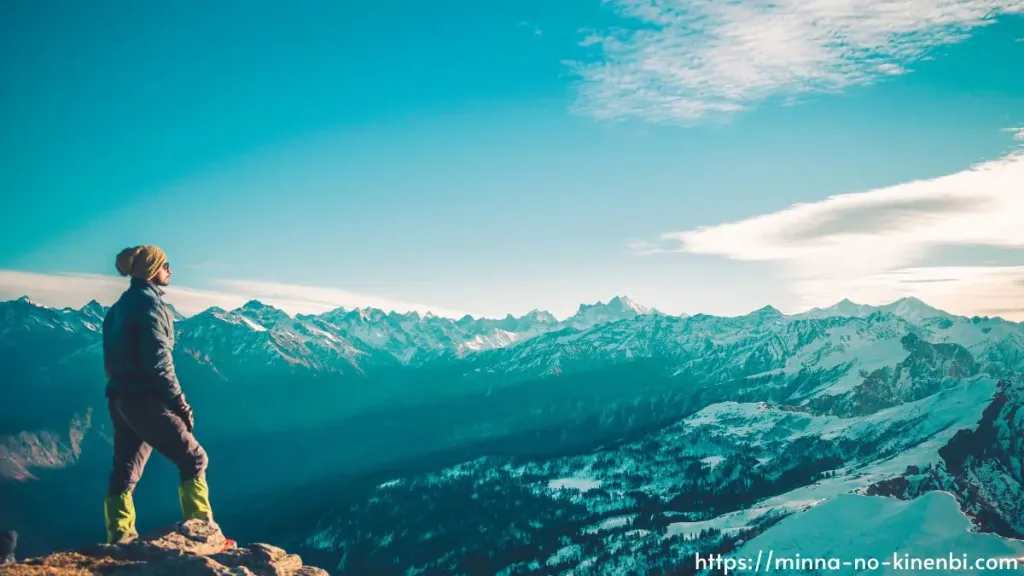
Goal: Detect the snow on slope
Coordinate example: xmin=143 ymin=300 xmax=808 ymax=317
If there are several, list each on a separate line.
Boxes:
xmin=458 ymin=328 xmax=521 ymax=353
xmin=687 ymin=377 xmax=999 ymax=515
xmin=238 ymin=315 xmax=267 ymax=332
xmin=666 ymin=506 xmax=775 ymax=540
xmin=734 ymin=491 xmax=1024 ymax=576
xmin=299 ymin=376 xmax=1007 ymax=575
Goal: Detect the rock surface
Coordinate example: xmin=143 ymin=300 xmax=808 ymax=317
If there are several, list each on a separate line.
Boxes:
xmin=0 ymin=520 xmax=329 ymax=575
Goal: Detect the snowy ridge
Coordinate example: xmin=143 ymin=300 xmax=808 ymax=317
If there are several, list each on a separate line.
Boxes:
xmin=4 ymin=293 xmax=1018 ymax=372
xmin=732 ymin=491 xmax=1024 ymax=576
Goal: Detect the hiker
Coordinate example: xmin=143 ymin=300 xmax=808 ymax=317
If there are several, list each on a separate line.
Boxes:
xmin=0 ymin=529 xmax=16 ymax=564
xmin=102 ymin=245 xmax=229 ymax=546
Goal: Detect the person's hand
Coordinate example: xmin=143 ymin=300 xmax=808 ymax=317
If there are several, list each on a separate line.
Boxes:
xmin=170 ymin=393 xmax=195 ymax=432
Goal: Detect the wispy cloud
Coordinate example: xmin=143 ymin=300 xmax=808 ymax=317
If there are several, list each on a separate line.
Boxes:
xmin=1005 ymin=126 xmax=1024 ymax=140
xmin=518 ymin=20 xmax=543 ymax=36
xmin=570 ymin=0 xmax=1024 ymax=123
xmin=0 ymin=271 xmax=466 ymax=318
xmin=633 ymin=152 xmax=1024 ymax=319
xmin=625 ymin=240 xmax=670 ymax=255
xmin=213 ymin=279 xmax=467 ymax=318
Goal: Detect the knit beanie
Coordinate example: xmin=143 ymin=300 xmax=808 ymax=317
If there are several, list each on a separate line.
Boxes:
xmin=115 ymin=245 xmax=168 ymax=280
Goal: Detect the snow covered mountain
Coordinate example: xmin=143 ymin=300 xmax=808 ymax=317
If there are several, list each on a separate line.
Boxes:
xmin=563 ymin=296 xmax=651 ymax=330
xmin=261 ymin=303 xmax=1020 ymax=574
xmin=1 ymin=292 xmax=990 ymax=378
xmin=2 ymin=292 xmax=1023 ymax=571
xmin=794 ymin=296 xmax=955 ymax=323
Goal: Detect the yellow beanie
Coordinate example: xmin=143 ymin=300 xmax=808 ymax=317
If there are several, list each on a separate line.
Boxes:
xmin=115 ymin=246 xmax=168 ymax=280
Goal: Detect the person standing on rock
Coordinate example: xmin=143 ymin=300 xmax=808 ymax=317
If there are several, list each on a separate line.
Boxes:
xmin=102 ymin=245 xmax=230 ymax=547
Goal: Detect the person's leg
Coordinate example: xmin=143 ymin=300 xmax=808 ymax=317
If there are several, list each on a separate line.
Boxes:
xmin=105 ymin=398 xmax=152 ymax=544
xmin=114 ymin=396 xmax=212 ymax=522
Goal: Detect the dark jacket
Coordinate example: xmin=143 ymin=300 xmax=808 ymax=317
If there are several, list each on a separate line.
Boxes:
xmin=103 ymin=278 xmax=183 ymax=400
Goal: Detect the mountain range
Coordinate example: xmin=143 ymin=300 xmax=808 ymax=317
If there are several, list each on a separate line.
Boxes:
xmin=2 ymin=291 xmax=1023 ymax=574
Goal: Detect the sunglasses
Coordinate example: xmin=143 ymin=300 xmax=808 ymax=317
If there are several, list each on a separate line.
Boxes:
xmin=162 ymin=262 xmax=171 ymax=272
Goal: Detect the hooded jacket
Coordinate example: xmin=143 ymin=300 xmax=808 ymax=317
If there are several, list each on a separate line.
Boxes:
xmin=103 ymin=277 xmax=183 ymax=400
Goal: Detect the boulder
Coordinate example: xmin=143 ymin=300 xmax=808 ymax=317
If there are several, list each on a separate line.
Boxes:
xmin=0 ymin=520 xmax=328 ymax=575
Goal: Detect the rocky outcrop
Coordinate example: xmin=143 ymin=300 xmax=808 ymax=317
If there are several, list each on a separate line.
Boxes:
xmin=0 ymin=411 xmax=92 ymax=481
xmin=865 ymin=379 xmax=1024 ymax=538
xmin=808 ymin=333 xmax=980 ymax=416
xmin=1 ymin=520 xmax=328 ymax=575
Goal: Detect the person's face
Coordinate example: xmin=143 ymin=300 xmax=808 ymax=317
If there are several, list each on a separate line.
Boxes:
xmin=152 ymin=261 xmax=172 ymax=286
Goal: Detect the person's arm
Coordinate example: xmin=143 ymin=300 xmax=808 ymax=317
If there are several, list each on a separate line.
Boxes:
xmin=137 ymin=300 xmax=183 ymax=400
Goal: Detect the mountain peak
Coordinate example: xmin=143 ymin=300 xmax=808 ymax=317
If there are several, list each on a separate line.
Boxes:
xmin=609 ymin=295 xmax=648 ymax=313
xmin=523 ymin=309 xmax=557 ymax=323
xmin=15 ymin=295 xmax=38 ymax=306
xmin=881 ymin=296 xmax=950 ymax=320
xmin=345 ymin=307 xmax=386 ymax=323
xmin=577 ymin=295 xmax=649 ymax=315
xmin=79 ymin=300 xmax=106 ymax=320
xmin=567 ymin=296 xmax=649 ymax=329
xmin=236 ymin=300 xmax=287 ymax=316
xmin=752 ymin=304 xmax=784 ymax=317
xmin=892 ymin=296 xmax=927 ymax=306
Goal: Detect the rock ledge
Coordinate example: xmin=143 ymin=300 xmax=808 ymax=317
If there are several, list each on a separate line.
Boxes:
xmin=1 ymin=519 xmax=328 ymax=575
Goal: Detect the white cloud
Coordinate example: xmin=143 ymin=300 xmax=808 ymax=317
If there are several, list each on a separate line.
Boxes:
xmin=1005 ymin=126 xmax=1024 ymax=140
xmin=0 ymin=272 xmax=128 ymax=309
xmin=571 ymin=0 xmax=1024 ymax=123
xmin=636 ymin=152 xmax=1024 ymax=319
xmin=0 ymin=271 xmax=467 ymax=318
xmin=877 ymin=63 xmax=907 ymax=75
xmin=213 ymin=279 xmax=467 ymax=318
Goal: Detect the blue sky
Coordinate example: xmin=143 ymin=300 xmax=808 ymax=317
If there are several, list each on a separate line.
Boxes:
xmin=1 ymin=1 xmax=1022 ymax=320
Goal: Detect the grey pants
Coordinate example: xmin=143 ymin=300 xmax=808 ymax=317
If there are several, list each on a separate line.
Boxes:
xmin=107 ymin=395 xmax=208 ymax=495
